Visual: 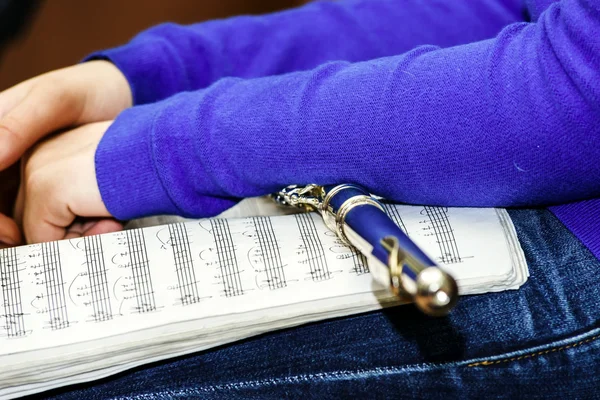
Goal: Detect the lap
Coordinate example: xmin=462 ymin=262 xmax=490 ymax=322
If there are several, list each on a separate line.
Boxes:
xmin=40 ymin=209 xmax=600 ymax=399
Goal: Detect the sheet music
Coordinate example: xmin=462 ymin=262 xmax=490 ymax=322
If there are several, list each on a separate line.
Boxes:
xmin=0 ymin=203 xmax=524 ymax=357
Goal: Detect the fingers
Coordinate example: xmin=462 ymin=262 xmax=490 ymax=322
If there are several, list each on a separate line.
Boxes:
xmin=0 ymin=80 xmax=32 ymax=119
xmin=0 ymin=213 xmax=21 ymax=246
xmin=26 ymin=218 xmax=123 ymax=243
xmin=17 ymin=121 xmax=113 ymax=244
xmin=21 ymin=176 xmax=74 ymax=244
xmin=0 ymin=60 xmax=132 ymax=171
xmin=17 ymin=152 xmax=78 ymax=243
xmin=64 ymin=218 xmax=124 ymax=239
xmin=24 ymin=218 xmax=68 ymax=245
xmin=0 ymin=81 xmax=83 ymax=170
xmin=83 ymin=219 xmax=124 ymax=236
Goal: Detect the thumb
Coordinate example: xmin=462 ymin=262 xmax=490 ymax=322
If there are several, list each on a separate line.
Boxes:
xmin=0 ymin=82 xmax=83 ymax=170
xmin=20 ymin=121 xmax=112 ymax=243
xmin=21 ymin=174 xmax=75 ymax=244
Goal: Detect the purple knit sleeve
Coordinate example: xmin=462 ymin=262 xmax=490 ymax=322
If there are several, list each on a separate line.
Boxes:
xmin=84 ymin=0 xmax=522 ymax=105
xmin=95 ymin=0 xmax=600 ymax=220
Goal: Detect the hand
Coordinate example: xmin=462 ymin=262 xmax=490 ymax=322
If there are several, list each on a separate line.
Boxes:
xmin=0 ymin=163 xmax=20 ymax=246
xmin=0 ymin=60 xmax=131 ymax=245
xmin=15 ymin=121 xmax=123 ymax=244
xmin=0 ymin=60 xmax=132 ymax=169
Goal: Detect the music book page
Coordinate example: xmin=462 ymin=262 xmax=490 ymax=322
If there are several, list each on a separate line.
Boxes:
xmin=0 ymin=199 xmax=527 ymax=398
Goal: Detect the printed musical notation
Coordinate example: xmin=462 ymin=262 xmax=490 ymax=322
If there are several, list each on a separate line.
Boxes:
xmin=294 ymin=213 xmax=331 ymax=281
xmin=383 ymin=203 xmax=408 ymax=233
xmin=325 ymin=230 xmax=369 ymax=276
xmin=350 ymin=250 xmax=369 ymax=276
xmin=421 ymin=206 xmax=463 ymax=264
xmin=83 ymin=236 xmax=113 ymax=322
xmin=40 ymin=242 xmax=69 ymax=330
xmin=0 ymin=200 xmax=518 ymax=362
xmin=0 ymin=248 xmax=26 ymax=337
xmin=210 ymin=219 xmax=244 ymax=297
xmin=168 ymin=223 xmax=201 ymax=305
xmin=124 ymin=230 xmax=157 ymax=313
xmin=251 ymin=217 xmax=287 ymax=290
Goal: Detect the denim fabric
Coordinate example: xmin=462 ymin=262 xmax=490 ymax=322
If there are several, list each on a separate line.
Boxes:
xmin=35 ymin=209 xmax=600 ymax=399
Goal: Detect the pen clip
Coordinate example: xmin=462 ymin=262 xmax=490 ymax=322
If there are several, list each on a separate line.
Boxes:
xmin=381 ymin=236 xmax=412 ymax=300
xmin=382 ymin=235 xmax=458 ymax=316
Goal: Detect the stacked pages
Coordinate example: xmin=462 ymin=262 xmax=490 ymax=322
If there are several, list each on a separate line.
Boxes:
xmin=0 ymin=199 xmax=528 ymax=399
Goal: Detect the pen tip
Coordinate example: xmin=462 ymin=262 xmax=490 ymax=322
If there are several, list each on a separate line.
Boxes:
xmin=414 ymin=267 xmax=459 ymax=316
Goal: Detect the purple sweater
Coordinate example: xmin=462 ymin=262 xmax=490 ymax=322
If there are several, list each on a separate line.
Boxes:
xmin=87 ymin=0 xmax=600 ymax=259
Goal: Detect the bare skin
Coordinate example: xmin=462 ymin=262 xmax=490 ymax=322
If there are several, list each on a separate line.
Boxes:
xmin=0 ymin=60 xmax=132 ymax=244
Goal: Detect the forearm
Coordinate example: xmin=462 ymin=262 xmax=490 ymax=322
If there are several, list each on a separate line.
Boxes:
xmin=96 ymin=0 xmax=600 ymax=220
xmin=86 ymin=0 xmax=523 ymax=105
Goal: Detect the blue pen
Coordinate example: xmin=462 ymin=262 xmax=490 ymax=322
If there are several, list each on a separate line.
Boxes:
xmin=272 ymin=183 xmax=458 ymax=316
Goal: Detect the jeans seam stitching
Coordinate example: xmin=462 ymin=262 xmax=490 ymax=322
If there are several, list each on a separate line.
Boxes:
xmin=119 ymin=326 xmax=600 ymax=398
xmin=467 ymin=333 xmax=600 ymax=367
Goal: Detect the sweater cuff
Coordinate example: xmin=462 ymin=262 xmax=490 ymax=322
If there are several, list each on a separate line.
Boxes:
xmin=95 ymin=105 xmax=180 ymax=220
xmin=84 ymin=36 xmax=187 ymax=106
xmin=549 ymin=199 xmax=600 ymax=261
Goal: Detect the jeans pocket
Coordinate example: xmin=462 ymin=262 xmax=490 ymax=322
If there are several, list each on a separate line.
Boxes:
xmin=463 ymin=325 xmax=600 ymax=368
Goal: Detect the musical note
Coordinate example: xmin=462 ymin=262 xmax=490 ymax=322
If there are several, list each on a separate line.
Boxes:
xmin=40 ymin=242 xmax=70 ymax=330
xmin=83 ymin=236 xmax=113 ymax=321
xmin=123 ymin=230 xmax=157 ymax=313
xmin=0 ymin=198 xmax=521 ymax=393
xmin=210 ymin=219 xmax=244 ymax=297
xmin=349 ymin=249 xmax=369 ymax=275
xmin=168 ymin=223 xmax=201 ymax=305
xmin=251 ymin=217 xmax=287 ymax=290
xmin=421 ymin=206 xmax=463 ymax=264
xmin=294 ymin=213 xmax=331 ymax=281
xmin=0 ymin=248 xmax=27 ymax=337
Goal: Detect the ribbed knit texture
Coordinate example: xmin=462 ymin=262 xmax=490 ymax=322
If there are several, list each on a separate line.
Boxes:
xmin=87 ymin=0 xmax=523 ymax=105
xmin=549 ymin=199 xmax=600 ymax=260
xmin=89 ymin=0 xmax=600 ymax=258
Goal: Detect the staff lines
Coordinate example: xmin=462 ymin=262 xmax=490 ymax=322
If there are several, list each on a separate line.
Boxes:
xmin=423 ymin=206 xmax=462 ymax=264
xmin=0 ymin=248 xmax=26 ymax=337
xmin=169 ymin=224 xmax=200 ymax=305
xmin=40 ymin=242 xmax=69 ymax=330
xmin=210 ymin=220 xmax=243 ymax=297
xmin=350 ymin=249 xmax=369 ymax=275
xmin=294 ymin=213 xmax=331 ymax=281
xmin=252 ymin=217 xmax=287 ymax=290
xmin=84 ymin=236 xmax=113 ymax=321
xmin=126 ymin=229 xmax=156 ymax=313
xmin=383 ymin=203 xmax=408 ymax=233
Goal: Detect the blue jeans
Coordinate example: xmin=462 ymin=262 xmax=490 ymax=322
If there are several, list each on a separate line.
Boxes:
xmin=39 ymin=209 xmax=600 ymax=399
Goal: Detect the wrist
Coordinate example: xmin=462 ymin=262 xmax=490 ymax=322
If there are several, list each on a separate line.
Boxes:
xmin=92 ymin=60 xmax=133 ymax=110
xmin=77 ymin=60 xmax=133 ymax=120
xmin=83 ymin=38 xmax=175 ymax=106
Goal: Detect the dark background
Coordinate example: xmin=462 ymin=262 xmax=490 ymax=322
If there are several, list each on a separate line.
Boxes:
xmin=0 ymin=0 xmax=306 ymax=91
xmin=0 ymin=0 xmax=305 ymax=216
